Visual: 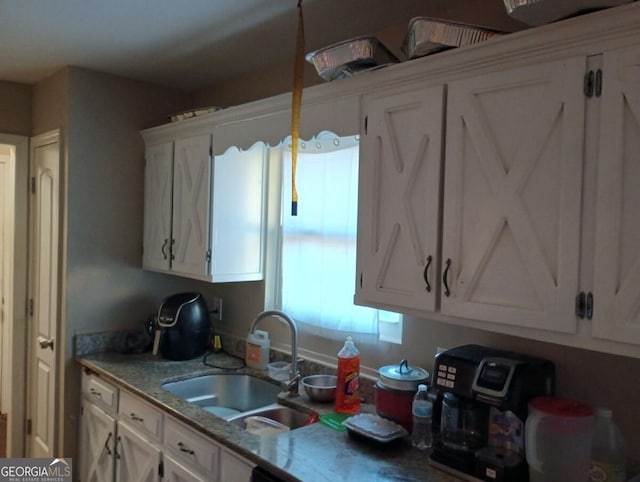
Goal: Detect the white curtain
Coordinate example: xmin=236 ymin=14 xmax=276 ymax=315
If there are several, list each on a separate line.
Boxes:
xmin=278 ymin=132 xmax=381 ymax=339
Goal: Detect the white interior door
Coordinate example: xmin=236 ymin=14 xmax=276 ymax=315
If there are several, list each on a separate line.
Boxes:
xmin=27 ymin=130 xmax=61 ymax=458
xmin=0 ymin=134 xmax=28 ymax=458
xmin=0 ymin=150 xmax=7 ymax=411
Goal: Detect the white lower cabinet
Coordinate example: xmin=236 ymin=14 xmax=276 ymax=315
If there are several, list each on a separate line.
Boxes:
xmin=79 ymin=373 xmax=255 ymax=482
xmin=162 ymin=456 xmax=207 ymax=482
xmin=219 ymin=448 xmax=255 ymax=482
xmin=80 ymin=373 xmax=120 ymax=482
xmin=80 ymin=400 xmax=117 ymax=482
xmin=163 ymin=415 xmax=222 ymax=482
xmin=115 ymin=421 xmax=162 ymax=482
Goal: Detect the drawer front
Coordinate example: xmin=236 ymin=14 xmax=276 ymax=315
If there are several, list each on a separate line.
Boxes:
xmin=81 ymin=373 xmax=118 ymax=413
xmin=119 ymin=390 xmax=163 ymax=442
xmin=165 ymin=416 xmax=220 ymax=477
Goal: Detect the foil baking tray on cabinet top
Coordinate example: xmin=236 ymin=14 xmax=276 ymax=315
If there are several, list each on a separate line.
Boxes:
xmin=502 ymin=0 xmax=634 ymax=26
xmin=306 ymin=36 xmax=398 ymax=82
xmin=403 ymin=17 xmax=504 ymax=59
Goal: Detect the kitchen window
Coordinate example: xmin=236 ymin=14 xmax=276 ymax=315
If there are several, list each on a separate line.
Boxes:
xmin=267 ymin=131 xmax=402 ymax=342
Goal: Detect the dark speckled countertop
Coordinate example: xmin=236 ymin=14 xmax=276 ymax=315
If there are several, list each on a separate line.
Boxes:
xmin=77 ymin=352 xmax=463 ymax=482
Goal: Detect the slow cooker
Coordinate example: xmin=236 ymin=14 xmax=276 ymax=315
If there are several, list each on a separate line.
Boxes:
xmin=375 ymin=359 xmax=430 ymax=431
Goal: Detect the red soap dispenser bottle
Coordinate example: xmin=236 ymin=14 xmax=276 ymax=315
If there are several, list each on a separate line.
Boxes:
xmin=335 ymin=336 xmax=360 ymax=414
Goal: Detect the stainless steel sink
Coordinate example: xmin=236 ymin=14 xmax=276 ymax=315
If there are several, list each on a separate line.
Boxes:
xmin=226 ymin=404 xmax=313 ymax=431
xmin=162 ymin=374 xmax=281 ymax=415
xmin=162 ymin=373 xmax=315 ymax=433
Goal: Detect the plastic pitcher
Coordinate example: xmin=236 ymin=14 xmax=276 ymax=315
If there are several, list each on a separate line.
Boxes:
xmin=525 ymin=397 xmax=594 ymax=482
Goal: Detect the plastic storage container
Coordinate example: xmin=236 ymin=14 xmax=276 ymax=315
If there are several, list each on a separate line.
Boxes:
xmin=590 ymin=407 xmax=626 ymax=482
xmin=411 ymin=384 xmax=433 ymax=450
xmin=525 ymin=397 xmax=594 ymax=482
xmin=267 ymin=361 xmax=290 ymax=382
xmin=245 ymin=330 xmax=270 ymax=370
xmin=335 ymin=336 xmax=360 ymax=414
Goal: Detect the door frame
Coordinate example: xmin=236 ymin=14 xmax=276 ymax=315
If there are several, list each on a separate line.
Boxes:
xmin=0 ymin=133 xmax=29 ymax=457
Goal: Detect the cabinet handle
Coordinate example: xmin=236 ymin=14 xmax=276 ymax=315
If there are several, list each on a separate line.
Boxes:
xmin=114 ymin=436 xmax=121 ymax=460
xmin=595 ymin=69 xmax=603 ymax=97
xmin=129 ymin=412 xmax=144 ymax=422
xmin=423 ymin=255 xmax=433 ymax=292
xmin=443 ymin=258 xmax=451 ymax=297
xmin=178 ymin=442 xmax=195 ymax=455
xmin=170 ymin=239 xmax=175 ymax=261
xmin=161 ymin=238 xmax=168 ymax=260
xmin=89 ymin=388 xmax=102 ymax=398
xmin=104 ymin=432 xmax=113 ymax=456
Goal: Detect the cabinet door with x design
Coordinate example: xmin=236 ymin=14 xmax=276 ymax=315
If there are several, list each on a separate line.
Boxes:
xmin=356 ymin=84 xmax=445 ymax=312
xmin=441 ymin=57 xmax=587 ymax=332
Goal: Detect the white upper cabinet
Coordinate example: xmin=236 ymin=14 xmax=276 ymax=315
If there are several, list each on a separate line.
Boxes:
xmin=143 ymin=142 xmax=173 ymax=272
xmin=592 ymin=47 xmax=640 ymax=343
xmin=356 ymin=85 xmax=445 ymax=312
xmin=210 ymin=143 xmax=267 ymax=282
xmin=143 ymin=134 xmax=212 ymax=280
xmin=353 ymin=3 xmax=640 ymax=355
xmin=441 ymin=57 xmax=586 ymax=333
xmin=171 ymin=134 xmax=212 ymax=278
xmin=142 ymin=131 xmax=267 ymax=282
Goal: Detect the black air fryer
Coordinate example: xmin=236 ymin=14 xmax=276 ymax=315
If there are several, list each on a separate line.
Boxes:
xmin=156 ymin=292 xmax=211 ymax=360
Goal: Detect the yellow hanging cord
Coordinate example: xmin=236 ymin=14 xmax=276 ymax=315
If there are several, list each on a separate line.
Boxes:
xmin=290 ymin=0 xmax=305 ymax=216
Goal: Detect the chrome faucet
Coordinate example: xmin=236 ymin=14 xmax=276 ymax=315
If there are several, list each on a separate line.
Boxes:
xmin=249 ymin=310 xmax=300 ymax=397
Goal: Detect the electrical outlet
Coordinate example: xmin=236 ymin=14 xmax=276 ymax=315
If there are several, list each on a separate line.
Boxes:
xmin=211 ymin=297 xmax=223 ymax=321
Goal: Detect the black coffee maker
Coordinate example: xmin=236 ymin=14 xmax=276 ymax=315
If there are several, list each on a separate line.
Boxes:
xmin=430 ymin=345 xmax=555 ymax=482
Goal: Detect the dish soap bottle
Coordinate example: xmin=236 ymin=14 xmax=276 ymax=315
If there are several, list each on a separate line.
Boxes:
xmin=335 ymin=336 xmax=360 ymax=414
xmin=590 ymin=407 xmax=626 ymax=482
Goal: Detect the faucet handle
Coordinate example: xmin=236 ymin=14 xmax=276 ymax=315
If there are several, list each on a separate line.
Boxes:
xmin=283 ymin=371 xmax=301 ymax=396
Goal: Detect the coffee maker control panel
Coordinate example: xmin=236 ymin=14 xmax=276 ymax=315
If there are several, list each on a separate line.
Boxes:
xmin=434 ymin=357 xmax=477 ymax=399
xmin=473 ymin=358 xmax=518 ymax=400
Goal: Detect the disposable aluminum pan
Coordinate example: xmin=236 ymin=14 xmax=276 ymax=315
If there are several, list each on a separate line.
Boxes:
xmin=306 ymin=36 xmax=398 ymax=82
xmin=503 ymin=0 xmax=634 ymax=26
xmin=403 ymin=17 xmax=503 ymax=59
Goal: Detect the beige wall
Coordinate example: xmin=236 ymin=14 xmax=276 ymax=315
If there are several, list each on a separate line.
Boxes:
xmin=29 ymin=66 xmax=236 ymax=462
xmin=32 ymin=69 xmax=70 ymax=136
xmin=213 ymin=281 xmax=640 ymax=462
xmin=0 ymin=81 xmax=32 ymax=135
xmin=194 ymin=60 xmax=322 ymax=108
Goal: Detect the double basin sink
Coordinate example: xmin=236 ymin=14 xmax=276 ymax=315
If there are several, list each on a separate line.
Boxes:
xmin=162 ymin=373 xmax=313 ymax=432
